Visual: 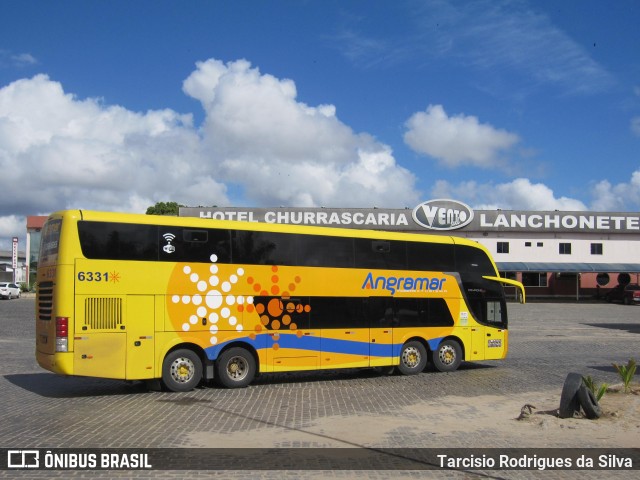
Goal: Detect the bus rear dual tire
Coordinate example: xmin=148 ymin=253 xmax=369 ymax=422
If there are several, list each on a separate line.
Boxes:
xmin=433 ymin=339 xmax=462 ymax=373
xmin=397 ymin=339 xmax=463 ymax=375
xmin=215 ymin=347 xmax=256 ymax=389
xmin=161 ymin=347 xmax=256 ymax=391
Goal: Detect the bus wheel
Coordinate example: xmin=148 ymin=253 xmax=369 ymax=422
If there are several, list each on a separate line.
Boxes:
xmin=398 ymin=341 xmax=427 ymax=375
xmin=433 ymin=339 xmax=462 ymax=372
xmin=162 ymin=349 xmax=203 ymax=392
xmin=216 ymin=347 xmax=255 ymax=388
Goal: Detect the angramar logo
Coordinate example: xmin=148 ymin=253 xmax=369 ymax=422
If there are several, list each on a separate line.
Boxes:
xmin=412 ymin=199 xmax=474 ymax=231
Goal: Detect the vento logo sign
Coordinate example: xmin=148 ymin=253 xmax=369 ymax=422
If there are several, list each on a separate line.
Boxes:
xmin=412 ymin=199 xmax=474 ymax=231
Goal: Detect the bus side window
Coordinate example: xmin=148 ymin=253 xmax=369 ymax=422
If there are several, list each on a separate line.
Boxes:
xmin=78 ymin=221 xmax=158 ymax=260
xmin=160 ymin=227 xmax=230 ymax=263
xmin=232 ymin=231 xmax=296 ymax=266
xmin=486 ymin=301 xmax=505 ymax=326
xmin=364 ymin=297 xmax=396 ymax=328
xmin=298 ymin=235 xmax=354 ymax=268
xmin=309 ymin=297 xmax=366 ymax=329
xmin=354 ymin=239 xmax=407 ymax=270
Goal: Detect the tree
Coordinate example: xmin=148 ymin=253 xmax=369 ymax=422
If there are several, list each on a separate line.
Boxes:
xmin=146 ymin=202 xmax=182 ymax=216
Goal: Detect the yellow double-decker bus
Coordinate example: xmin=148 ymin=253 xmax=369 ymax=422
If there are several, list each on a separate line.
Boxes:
xmin=35 ymin=210 xmax=524 ymax=391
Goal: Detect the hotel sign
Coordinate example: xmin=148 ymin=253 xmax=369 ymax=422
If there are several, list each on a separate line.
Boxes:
xmin=12 ymin=237 xmax=18 ymax=269
xmin=180 ymin=204 xmax=640 ymax=234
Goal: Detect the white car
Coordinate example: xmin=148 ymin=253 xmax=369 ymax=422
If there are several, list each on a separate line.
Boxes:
xmin=0 ymin=282 xmax=21 ymax=299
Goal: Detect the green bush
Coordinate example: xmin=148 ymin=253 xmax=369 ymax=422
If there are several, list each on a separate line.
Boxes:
xmin=612 ymin=358 xmax=637 ymax=393
xmin=582 ymin=375 xmax=608 ymax=401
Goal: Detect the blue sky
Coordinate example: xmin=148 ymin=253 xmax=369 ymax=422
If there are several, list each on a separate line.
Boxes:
xmin=1 ymin=0 xmax=639 ymax=249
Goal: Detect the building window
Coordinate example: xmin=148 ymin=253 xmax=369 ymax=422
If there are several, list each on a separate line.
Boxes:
xmin=525 ymin=242 xmax=532 ymax=247
xmin=522 ymin=272 xmax=548 ymax=287
xmin=497 ymin=242 xmax=509 ymax=254
xmin=537 ymin=242 xmax=544 ymax=247
xmin=591 ymin=243 xmax=603 ymax=255
xmin=559 ymin=243 xmax=571 ymax=255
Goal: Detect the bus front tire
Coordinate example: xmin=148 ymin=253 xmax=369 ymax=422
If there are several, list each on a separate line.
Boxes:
xmin=161 ymin=349 xmax=203 ymax=392
xmin=216 ymin=347 xmax=256 ymax=388
xmin=398 ymin=341 xmax=427 ymax=375
xmin=432 ymin=339 xmax=462 ymax=373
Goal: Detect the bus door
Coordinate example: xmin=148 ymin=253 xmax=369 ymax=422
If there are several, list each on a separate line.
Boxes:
xmin=125 ymin=295 xmax=155 ymax=379
xmin=366 ymin=297 xmax=395 ymax=368
xmin=482 ymin=300 xmax=507 ymax=360
xmin=467 ymin=298 xmax=506 ymax=360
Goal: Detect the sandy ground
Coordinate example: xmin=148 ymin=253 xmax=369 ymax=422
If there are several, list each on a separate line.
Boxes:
xmin=186 ymin=384 xmax=640 ymax=449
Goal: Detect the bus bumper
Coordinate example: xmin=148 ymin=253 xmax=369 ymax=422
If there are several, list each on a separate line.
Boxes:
xmin=36 ymin=350 xmax=74 ymax=375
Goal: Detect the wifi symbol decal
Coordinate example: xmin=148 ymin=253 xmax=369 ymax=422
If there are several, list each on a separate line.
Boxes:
xmin=163 ymin=232 xmax=176 ymax=254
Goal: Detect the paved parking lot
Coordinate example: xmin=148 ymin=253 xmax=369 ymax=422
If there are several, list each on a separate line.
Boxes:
xmin=0 ymin=298 xmax=638 ymax=478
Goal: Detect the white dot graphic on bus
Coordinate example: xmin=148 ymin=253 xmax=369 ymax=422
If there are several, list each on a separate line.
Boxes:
xmin=172 ymin=255 xmax=249 ymax=342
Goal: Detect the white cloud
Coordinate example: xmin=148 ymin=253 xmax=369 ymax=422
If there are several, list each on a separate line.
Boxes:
xmin=631 ymin=117 xmax=640 ymax=136
xmin=589 ymin=171 xmax=640 ymax=211
xmin=0 ymin=215 xmax=23 ymax=242
xmin=432 ymin=177 xmax=587 ymax=211
xmin=404 ymin=104 xmax=520 ymax=168
xmin=183 ymin=58 xmax=419 ymax=207
xmin=0 ymin=74 xmax=229 ymax=243
xmin=0 ymin=50 xmax=38 ymax=68
xmin=0 ymin=60 xmax=421 ymax=247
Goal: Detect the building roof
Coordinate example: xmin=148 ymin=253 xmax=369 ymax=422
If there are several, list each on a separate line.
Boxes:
xmin=27 ymin=215 xmax=47 ymax=229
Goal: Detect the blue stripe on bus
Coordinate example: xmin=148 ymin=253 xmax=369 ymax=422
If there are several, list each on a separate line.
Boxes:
xmin=204 ymin=333 xmax=418 ymax=360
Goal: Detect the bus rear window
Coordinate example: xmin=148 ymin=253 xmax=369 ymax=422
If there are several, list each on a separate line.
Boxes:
xmin=39 ymin=218 xmax=62 ymax=264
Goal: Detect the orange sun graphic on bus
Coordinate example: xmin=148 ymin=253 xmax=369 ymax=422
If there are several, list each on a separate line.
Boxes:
xmin=246 ymin=265 xmax=311 ymax=350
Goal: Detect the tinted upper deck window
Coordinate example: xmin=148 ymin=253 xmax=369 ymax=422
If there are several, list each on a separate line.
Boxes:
xmin=78 ymin=221 xmax=158 ymax=260
xmin=354 ymin=239 xmax=406 ymax=270
xmin=159 ymin=227 xmax=231 ymax=263
xmin=298 ymin=235 xmax=354 ymax=268
xmin=407 ymin=242 xmax=455 ymax=271
xmin=232 ymin=230 xmax=297 ymax=265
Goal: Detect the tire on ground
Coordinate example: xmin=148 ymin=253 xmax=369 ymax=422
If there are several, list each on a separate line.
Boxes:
xmin=216 ymin=347 xmax=256 ymax=388
xmin=397 ymin=341 xmax=428 ymax=375
xmin=578 ymin=385 xmax=603 ymax=419
xmin=161 ymin=349 xmax=203 ymax=392
xmin=432 ymin=339 xmax=463 ymax=373
xmin=558 ymin=372 xmax=583 ymax=418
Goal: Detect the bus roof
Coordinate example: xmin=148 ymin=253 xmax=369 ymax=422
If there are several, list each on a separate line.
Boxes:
xmin=50 ymin=209 xmax=488 ymax=252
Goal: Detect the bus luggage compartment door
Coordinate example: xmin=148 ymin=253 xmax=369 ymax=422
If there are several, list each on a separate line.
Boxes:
xmin=74 ymin=295 xmax=126 ymax=379
xmin=125 ymin=295 xmax=156 ymax=379
xmin=74 ymin=333 xmax=126 ymax=378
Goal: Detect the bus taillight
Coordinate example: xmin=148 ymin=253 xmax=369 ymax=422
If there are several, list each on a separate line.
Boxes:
xmin=55 ymin=317 xmax=69 ymax=352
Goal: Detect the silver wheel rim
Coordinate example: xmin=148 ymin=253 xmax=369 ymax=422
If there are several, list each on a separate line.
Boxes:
xmin=170 ymin=356 xmax=195 ymax=384
xmin=225 ymin=356 xmax=249 ymax=381
xmin=401 ymin=346 xmax=421 ymax=369
xmin=439 ymin=345 xmax=456 ymax=366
